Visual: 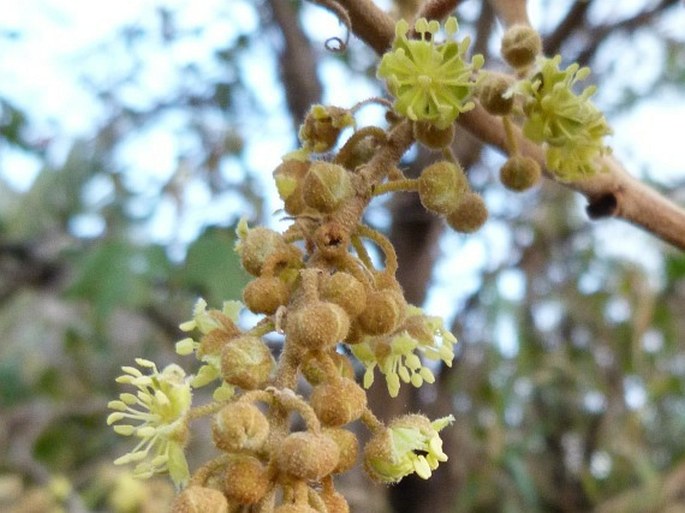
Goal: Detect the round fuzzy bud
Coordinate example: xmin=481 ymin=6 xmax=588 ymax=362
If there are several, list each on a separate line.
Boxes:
xmin=286 ymin=302 xmax=350 ymax=350
xmin=221 ymin=336 xmax=275 ymax=390
xmin=299 ymin=105 xmax=353 ymax=153
xmin=321 ymin=488 xmax=350 ymax=513
xmin=479 ymin=73 xmax=514 ymax=116
xmin=275 ymin=431 xmax=340 ymax=481
xmin=212 ymin=402 xmax=269 ymax=453
xmin=418 ymin=161 xmax=468 ymax=215
xmin=301 ymin=351 xmax=355 ymax=385
xmin=303 ymin=162 xmax=353 ymax=213
xmin=501 ymin=24 xmax=541 ymax=69
xmin=446 ymin=192 xmax=488 ymax=233
xmin=499 ymin=155 xmax=541 ymax=191
xmin=413 ymin=121 xmax=455 ymax=150
xmin=344 ymin=319 xmax=365 ymax=345
xmin=239 ymin=227 xmax=290 ymax=277
xmin=273 ymin=159 xmax=309 ymax=215
xmin=311 ymin=378 xmax=367 ymax=426
xmin=223 ymin=455 xmax=270 ymax=504
xmin=357 ymin=289 xmax=405 ymax=336
xmin=243 ymin=276 xmax=290 ymax=315
xmin=171 ymin=486 xmax=229 ymax=513
xmin=323 ymin=427 xmax=359 ymax=474
xmin=320 ymin=272 xmax=367 ymax=318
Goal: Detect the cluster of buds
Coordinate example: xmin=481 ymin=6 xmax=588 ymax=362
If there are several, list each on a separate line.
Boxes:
xmin=110 ymin=97 xmax=459 ymax=512
xmin=108 ymin=13 xmax=613 ymax=512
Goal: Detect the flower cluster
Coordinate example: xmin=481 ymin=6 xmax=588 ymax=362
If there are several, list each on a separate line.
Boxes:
xmin=377 ymin=17 xmax=483 ymax=129
xmin=517 ymin=55 xmax=612 ymax=180
xmin=107 ymin=12 xmax=615 ymax=511
xmin=107 ymin=359 xmax=192 ymax=489
xmin=352 ymin=307 xmax=455 ymax=397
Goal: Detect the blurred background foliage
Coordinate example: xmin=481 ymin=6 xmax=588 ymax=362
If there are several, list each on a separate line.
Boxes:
xmin=1 ymin=1 xmax=685 ymax=512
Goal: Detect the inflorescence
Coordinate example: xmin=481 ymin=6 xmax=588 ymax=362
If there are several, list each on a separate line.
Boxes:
xmin=109 ymin=14 xmax=612 ymax=513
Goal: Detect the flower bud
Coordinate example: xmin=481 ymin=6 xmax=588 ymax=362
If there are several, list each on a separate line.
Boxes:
xmin=320 ymin=272 xmax=367 ymax=318
xmin=301 ymin=351 xmax=355 ymax=385
xmin=418 ymin=161 xmax=468 ymax=215
xmin=501 ymin=24 xmax=541 ymax=69
xmin=221 ymin=336 xmax=275 ymax=390
xmin=311 ymin=378 xmax=367 ymax=426
xmin=302 ymin=162 xmax=353 ymax=213
xmin=413 ymin=121 xmax=455 ymax=150
xmin=357 ymin=289 xmax=405 ymax=336
xmin=275 ymin=431 xmax=340 ymax=481
xmin=171 ymin=486 xmax=229 ymax=513
xmin=299 ymin=104 xmax=354 ymax=153
xmin=446 ymin=192 xmax=488 ymax=233
xmin=243 ymin=276 xmax=291 ymax=315
xmin=499 ymin=155 xmax=541 ymax=191
xmin=223 ymin=455 xmax=270 ymax=504
xmin=478 ymin=73 xmax=514 ymax=116
xmin=323 ymin=427 xmax=359 ymax=474
xmin=238 ymin=226 xmax=290 ymax=277
xmin=286 ymin=302 xmax=350 ymax=350
xmin=212 ymin=402 xmax=270 ymax=453
xmin=273 ymin=159 xmax=309 ymax=215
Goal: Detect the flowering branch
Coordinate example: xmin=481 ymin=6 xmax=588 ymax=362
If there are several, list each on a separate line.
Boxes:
xmin=335 ymin=0 xmax=685 ymax=250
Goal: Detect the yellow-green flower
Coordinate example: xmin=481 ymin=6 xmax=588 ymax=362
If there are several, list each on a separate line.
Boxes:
xmin=176 ymin=298 xmax=241 ymax=400
xmin=517 ymin=55 xmax=612 ymax=180
xmin=351 ymin=307 xmax=456 ymax=397
xmin=107 ymin=358 xmax=192 ymax=489
xmin=364 ymin=414 xmax=454 ymax=483
xmin=377 ymin=17 xmax=483 ymax=129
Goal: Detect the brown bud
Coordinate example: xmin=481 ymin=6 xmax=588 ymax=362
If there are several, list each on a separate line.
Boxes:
xmin=311 ymin=378 xmax=367 ymax=426
xmin=501 ymin=24 xmax=541 ymax=69
xmin=212 ymin=402 xmax=270 ymax=453
xmin=221 ymin=336 xmax=275 ymax=390
xmin=286 ymin=302 xmax=350 ymax=350
xmin=479 ymin=73 xmax=515 ymax=116
xmin=499 ymin=155 xmax=541 ymax=191
xmin=323 ymin=427 xmax=359 ymax=474
xmin=275 ymin=431 xmax=340 ymax=481
xmin=357 ymin=289 xmax=405 ymax=336
xmin=171 ymin=486 xmax=229 ymax=513
xmin=320 ymin=272 xmax=367 ymax=318
xmin=299 ymin=105 xmax=353 ymax=153
xmin=224 ymin=455 xmax=270 ymax=504
xmin=243 ymin=276 xmax=291 ymax=315
xmin=301 ymin=351 xmax=355 ymax=385
xmin=273 ymin=159 xmax=309 ymax=215
xmin=302 ymin=162 xmax=353 ymax=213
xmin=239 ymin=227 xmax=290 ymax=277
xmin=446 ymin=192 xmax=488 ymax=233
xmin=418 ymin=161 xmax=468 ymax=215
xmin=413 ymin=121 xmax=455 ymax=150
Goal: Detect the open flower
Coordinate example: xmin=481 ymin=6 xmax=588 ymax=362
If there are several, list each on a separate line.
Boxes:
xmin=516 ymin=55 xmax=612 ymax=180
xmin=351 ymin=306 xmax=456 ymax=397
xmin=107 ymin=358 xmax=192 ymax=489
xmin=364 ymin=414 xmax=454 ymax=483
xmin=377 ymin=17 xmax=483 ymax=129
xmin=176 ymin=298 xmax=241 ymax=400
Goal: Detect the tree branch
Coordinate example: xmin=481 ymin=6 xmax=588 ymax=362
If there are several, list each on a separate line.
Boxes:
xmin=327 ymin=0 xmax=685 ymax=249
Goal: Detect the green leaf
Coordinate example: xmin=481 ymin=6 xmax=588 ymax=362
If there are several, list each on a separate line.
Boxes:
xmin=178 ymin=225 xmax=249 ymax=306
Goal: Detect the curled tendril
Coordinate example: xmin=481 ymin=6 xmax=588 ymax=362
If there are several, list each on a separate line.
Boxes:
xmin=312 ymin=0 xmax=351 ymax=53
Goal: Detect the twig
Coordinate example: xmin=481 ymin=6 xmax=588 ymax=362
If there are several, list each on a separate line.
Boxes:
xmin=317 ymin=0 xmax=685 ymax=249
